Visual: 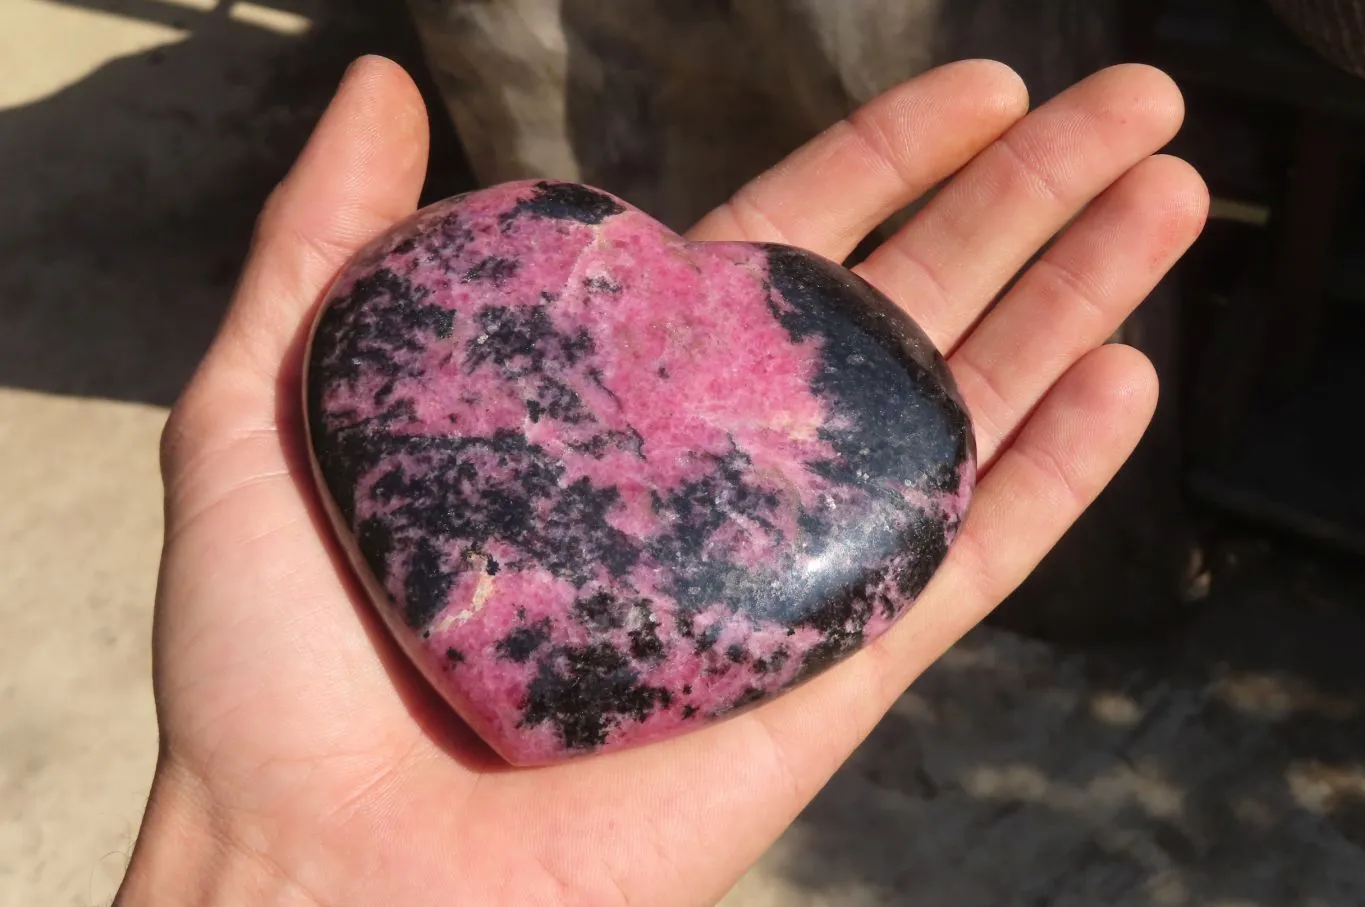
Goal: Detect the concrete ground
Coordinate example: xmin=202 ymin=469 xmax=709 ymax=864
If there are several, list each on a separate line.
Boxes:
xmin=3 ymin=2 xmax=1364 ymax=905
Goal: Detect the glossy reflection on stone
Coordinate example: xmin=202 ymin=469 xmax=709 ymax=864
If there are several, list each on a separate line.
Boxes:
xmin=304 ymin=180 xmax=975 ymax=765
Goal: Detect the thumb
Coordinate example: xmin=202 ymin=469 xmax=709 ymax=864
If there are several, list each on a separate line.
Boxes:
xmin=163 ymin=55 xmax=429 ymax=481
xmin=202 ymin=55 xmax=429 ymax=420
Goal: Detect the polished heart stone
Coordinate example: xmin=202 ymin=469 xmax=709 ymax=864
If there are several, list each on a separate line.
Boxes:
xmin=305 ymin=180 xmax=975 ymax=766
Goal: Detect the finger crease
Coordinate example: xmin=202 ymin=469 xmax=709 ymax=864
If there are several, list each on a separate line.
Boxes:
xmin=949 ymin=350 xmax=1013 ymax=453
xmin=844 ymin=111 xmax=917 ymax=200
xmin=167 ymin=469 xmax=295 ymax=547
xmin=166 ymin=424 xmax=283 ymax=502
xmin=1028 ymin=255 xmax=1109 ymax=324
xmin=863 ymin=241 xmax=955 ymax=337
xmin=994 ymin=130 xmax=1069 ymax=207
xmin=726 ymin=189 xmax=792 ymax=245
xmin=937 ymin=529 xmax=998 ymax=616
xmin=1013 ymin=436 xmax=1087 ymax=515
xmin=751 ymin=712 xmax=806 ymax=808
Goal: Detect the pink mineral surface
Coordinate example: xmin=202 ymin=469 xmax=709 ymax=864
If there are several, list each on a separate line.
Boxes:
xmin=305 ymin=180 xmax=975 ymax=765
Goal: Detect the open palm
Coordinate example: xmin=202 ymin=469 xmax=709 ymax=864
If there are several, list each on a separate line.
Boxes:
xmin=118 ymin=56 xmax=1206 ymax=906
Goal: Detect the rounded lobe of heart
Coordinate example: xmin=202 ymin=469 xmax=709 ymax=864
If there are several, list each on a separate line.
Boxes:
xmin=304 ymin=179 xmax=975 ymax=766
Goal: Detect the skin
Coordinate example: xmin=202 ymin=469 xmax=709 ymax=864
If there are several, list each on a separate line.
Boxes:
xmin=117 ymin=56 xmax=1208 ymax=906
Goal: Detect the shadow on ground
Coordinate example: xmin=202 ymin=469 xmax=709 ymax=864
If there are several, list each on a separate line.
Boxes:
xmin=0 ymin=0 xmax=471 ymax=407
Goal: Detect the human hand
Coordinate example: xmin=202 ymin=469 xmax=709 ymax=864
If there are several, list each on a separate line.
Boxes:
xmin=117 ymin=56 xmax=1206 ymax=906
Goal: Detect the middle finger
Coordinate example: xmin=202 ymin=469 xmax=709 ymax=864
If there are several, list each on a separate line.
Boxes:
xmin=855 ymin=64 xmax=1185 ymax=352
xmin=950 ymin=153 xmax=1208 ymax=468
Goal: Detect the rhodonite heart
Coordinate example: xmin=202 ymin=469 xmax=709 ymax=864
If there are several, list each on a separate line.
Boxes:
xmin=304 ymin=179 xmax=975 ymax=766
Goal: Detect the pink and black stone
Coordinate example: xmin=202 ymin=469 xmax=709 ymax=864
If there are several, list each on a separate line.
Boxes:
xmin=304 ymin=180 xmax=975 ymax=766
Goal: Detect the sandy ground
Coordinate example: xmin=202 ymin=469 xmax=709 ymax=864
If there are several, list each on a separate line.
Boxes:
xmin=3 ymin=2 xmax=1365 ymax=905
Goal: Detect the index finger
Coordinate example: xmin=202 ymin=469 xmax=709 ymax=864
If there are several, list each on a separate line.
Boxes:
xmin=219 ymin=55 xmax=430 ymax=385
xmin=686 ymin=59 xmax=1029 ymax=262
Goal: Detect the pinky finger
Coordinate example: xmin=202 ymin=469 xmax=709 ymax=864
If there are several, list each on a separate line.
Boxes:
xmin=868 ymin=343 xmax=1160 ymax=694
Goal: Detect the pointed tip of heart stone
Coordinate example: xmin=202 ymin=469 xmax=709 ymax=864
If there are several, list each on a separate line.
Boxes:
xmin=304 ymin=179 xmax=975 ymax=766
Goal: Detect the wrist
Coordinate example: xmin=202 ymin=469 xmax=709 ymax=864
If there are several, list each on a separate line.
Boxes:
xmin=115 ymin=758 xmax=317 ymax=907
